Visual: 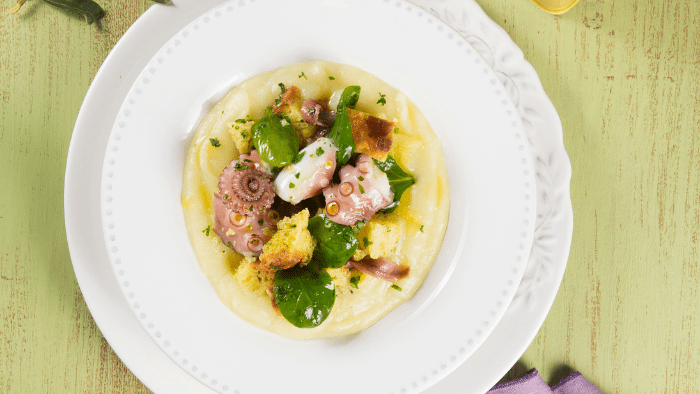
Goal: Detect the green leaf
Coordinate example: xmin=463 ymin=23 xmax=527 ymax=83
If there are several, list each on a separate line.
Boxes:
xmin=373 ymin=156 xmax=416 ymax=214
xmin=252 ymin=109 xmax=300 ymax=167
xmin=273 ymin=265 xmax=335 ymax=328
xmin=42 ymin=0 xmax=105 ymax=25
xmin=308 ymin=214 xmax=359 ymax=269
xmin=328 ymin=86 xmax=361 ymax=166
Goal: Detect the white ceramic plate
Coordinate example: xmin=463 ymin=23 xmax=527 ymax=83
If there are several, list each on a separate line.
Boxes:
xmin=66 ymin=1 xmax=572 ymax=394
xmin=97 ymin=0 xmax=534 ymax=393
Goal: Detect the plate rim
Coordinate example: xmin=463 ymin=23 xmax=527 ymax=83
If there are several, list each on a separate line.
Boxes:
xmin=95 ymin=0 xmax=535 ymax=392
xmin=65 ymin=1 xmax=572 ymax=393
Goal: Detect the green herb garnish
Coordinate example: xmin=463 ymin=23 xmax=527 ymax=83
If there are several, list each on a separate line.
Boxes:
xmin=292 ymin=151 xmax=306 ymax=164
xmin=273 ymin=265 xmax=335 ymax=328
xmin=315 ymin=147 xmax=324 ymax=156
xmin=202 ymin=225 xmax=211 ymax=236
xmin=235 ymin=119 xmax=247 ymax=124
xmin=358 ymin=184 xmax=365 ymax=194
xmin=363 ymin=237 xmax=373 ymax=248
xmin=209 ymin=138 xmax=221 ymax=147
xmin=298 ymin=72 xmax=307 ymax=79
xmin=350 ymin=275 xmax=361 ymax=289
xmin=308 ymin=214 xmax=360 ymax=268
xmin=373 ymin=156 xmax=416 ymax=214
xmin=328 ymin=86 xmax=361 ymax=166
xmin=328 ymin=76 xmax=336 ymax=80
xmin=377 ymin=93 xmax=387 ymax=106
xmin=391 ymin=284 xmax=402 ymax=291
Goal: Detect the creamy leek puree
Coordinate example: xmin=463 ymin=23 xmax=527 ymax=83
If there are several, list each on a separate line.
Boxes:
xmin=182 ymin=61 xmax=449 ymax=338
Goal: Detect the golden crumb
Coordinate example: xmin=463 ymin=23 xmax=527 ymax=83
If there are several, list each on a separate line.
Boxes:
xmin=227 ymin=120 xmax=253 ymax=154
xmin=259 ymin=209 xmax=315 ymax=270
xmin=347 ymin=108 xmax=394 ymax=161
xmin=234 ymin=259 xmax=274 ymax=295
xmin=355 ymin=216 xmax=402 ymax=259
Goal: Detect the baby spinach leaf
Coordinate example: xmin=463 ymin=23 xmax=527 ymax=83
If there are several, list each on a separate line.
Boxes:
xmin=273 ymin=265 xmax=335 ymax=328
xmin=252 ymin=109 xmax=300 ymax=167
xmin=328 ymin=86 xmax=361 ymax=166
xmin=308 ymin=214 xmax=359 ymax=268
xmin=373 ymin=156 xmax=416 ymax=214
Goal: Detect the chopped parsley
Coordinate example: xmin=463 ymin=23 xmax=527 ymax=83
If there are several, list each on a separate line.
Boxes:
xmin=224 ymin=194 xmax=229 ymax=200
xmin=278 ymin=83 xmax=286 ymax=93
xmin=328 ymin=76 xmax=336 ymax=80
xmin=298 ymin=71 xmax=307 ymax=79
xmin=235 ymin=118 xmax=247 ymax=124
xmin=274 ymin=97 xmax=282 ymax=105
xmin=315 ymin=147 xmax=325 ymax=156
xmin=244 ymin=159 xmax=253 ymax=163
xmin=394 ymin=127 xmax=399 ymax=134
xmin=289 ymin=182 xmax=295 ymax=189
xmin=258 ymin=219 xmax=264 ymax=226
xmin=292 ymin=151 xmax=306 ymax=164
xmin=391 ymin=284 xmax=402 ymax=291
xmin=419 ymin=225 xmax=424 ymax=233
xmin=377 ymin=92 xmax=387 ymax=106
xmin=358 ymin=183 xmax=365 ymax=194
xmin=209 ymin=138 xmax=221 ymax=147
xmin=363 ymin=237 xmax=373 ymax=248
xmin=290 ymin=224 xmax=297 ymax=228
xmin=307 ymin=107 xmax=316 ymax=115
xmin=240 ymin=131 xmax=249 ymax=139
xmin=202 ymin=225 xmax=211 ymax=236
xmin=295 ymin=172 xmax=300 ymax=179
xmin=357 ymin=176 xmax=365 ymax=181
xmin=350 ymin=275 xmax=361 ymax=289
xmin=234 ymin=162 xmax=249 ymax=171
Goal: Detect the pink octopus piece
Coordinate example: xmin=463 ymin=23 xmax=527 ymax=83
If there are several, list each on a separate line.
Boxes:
xmin=212 ymin=196 xmax=279 ymax=256
xmin=301 ymin=99 xmax=326 ymax=126
xmin=217 ymin=150 xmax=274 ymax=215
xmin=322 ymin=154 xmax=394 ymax=225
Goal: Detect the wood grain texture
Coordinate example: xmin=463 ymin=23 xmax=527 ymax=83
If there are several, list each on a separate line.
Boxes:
xmin=1 ymin=0 xmax=698 ymax=393
xmin=1 ymin=2 xmax=153 ymax=393
xmin=477 ymin=0 xmax=700 ymax=392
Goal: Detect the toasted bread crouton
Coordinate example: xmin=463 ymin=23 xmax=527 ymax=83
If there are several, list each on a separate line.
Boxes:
xmin=354 ymin=215 xmax=402 ymax=259
xmin=227 ymin=119 xmax=254 ymax=154
xmin=234 ymin=258 xmax=275 ymax=295
xmin=347 ymin=108 xmax=394 ymax=161
xmin=272 ymin=85 xmax=316 ymax=140
xmin=326 ymin=267 xmax=352 ymax=295
xmin=259 ymin=209 xmax=315 ymax=271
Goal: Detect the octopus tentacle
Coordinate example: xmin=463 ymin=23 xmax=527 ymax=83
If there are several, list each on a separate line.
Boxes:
xmin=213 ymin=195 xmax=279 ymax=256
xmin=218 ymin=151 xmax=275 ymax=215
xmin=322 ymin=154 xmax=394 ymax=225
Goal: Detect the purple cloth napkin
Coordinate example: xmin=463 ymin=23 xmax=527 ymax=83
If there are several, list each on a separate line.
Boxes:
xmin=487 ymin=369 xmax=605 ymax=394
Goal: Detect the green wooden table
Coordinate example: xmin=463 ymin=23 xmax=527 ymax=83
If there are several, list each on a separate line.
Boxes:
xmin=2 ymin=0 xmax=698 ymax=392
